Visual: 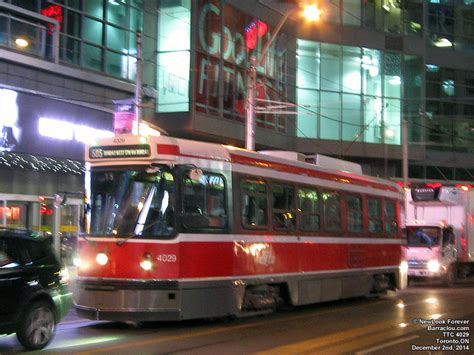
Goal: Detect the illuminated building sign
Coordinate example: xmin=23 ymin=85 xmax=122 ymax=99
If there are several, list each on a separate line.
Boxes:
xmin=196 ymin=1 xmax=287 ymax=127
xmin=39 ymin=117 xmax=113 ymax=144
xmin=89 ymin=145 xmax=151 ymax=159
xmin=0 ymin=87 xmax=113 ymax=160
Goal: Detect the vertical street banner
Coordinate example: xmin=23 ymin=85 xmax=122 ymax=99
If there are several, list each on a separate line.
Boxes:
xmin=113 ymin=98 xmax=135 ymax=134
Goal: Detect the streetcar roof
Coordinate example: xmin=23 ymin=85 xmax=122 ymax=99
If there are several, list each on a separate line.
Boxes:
xmin=86 ymin=134 xmax=403 ymax=195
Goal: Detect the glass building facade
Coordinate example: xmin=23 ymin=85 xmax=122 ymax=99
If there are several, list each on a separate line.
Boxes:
xmin=1 ymin=0 xmax=473 ymax=181
xmin=0 ymin=0 xmax=143 ymax=80
xmin=296 ymin=40 xmax=403 ymax=145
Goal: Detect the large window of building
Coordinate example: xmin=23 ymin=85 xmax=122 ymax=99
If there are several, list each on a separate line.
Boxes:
xmin=157 ymin=0 xmax=191 ymax=113
xmin=427 ymin=1 xmax=474 ymax=51
xmin=425 ymin=64 xmax=474 ymax=154
xmin=194 ymin=0 xmax=289 ymax=133
xmin=296 ymin=39 xmax=404 ymax=145
xmin=315 ymin=0 xmax=422 ymax=36
xmin=0 ymin=0 xmax=143 ymax=80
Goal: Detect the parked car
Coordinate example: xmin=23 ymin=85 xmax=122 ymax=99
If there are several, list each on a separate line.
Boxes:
xmin=0 ymin=229 xmax=72 ymax=350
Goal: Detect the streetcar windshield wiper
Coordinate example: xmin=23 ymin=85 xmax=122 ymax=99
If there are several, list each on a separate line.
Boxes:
xmin=116 ymin=233 xmax=137 ymax=246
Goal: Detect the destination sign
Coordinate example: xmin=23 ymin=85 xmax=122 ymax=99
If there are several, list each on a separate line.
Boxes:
xmin=89 ymin=144 xmax=151 ymax=159
xmin=411 ymin=187 xmax=439 ymax=202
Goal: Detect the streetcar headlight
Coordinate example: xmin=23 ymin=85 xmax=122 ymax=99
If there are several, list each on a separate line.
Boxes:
xmin=427 ymin=260 xmax=440 ymax=272
xmin=399 ymin=261 xmax=408 ymax=273
xmin=140 ymin=253 xmax=153 ymax=271
xmin=96 ymin=253 xmax=108 ymax=266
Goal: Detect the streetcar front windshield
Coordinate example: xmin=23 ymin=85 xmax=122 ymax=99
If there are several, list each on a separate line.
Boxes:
xmin=89 ymin=167 xmax=175 ymax=238
xmin=406 ymin=226 xmax=441 ymax=247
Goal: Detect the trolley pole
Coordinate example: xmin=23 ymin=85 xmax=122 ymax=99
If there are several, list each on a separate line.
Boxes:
xmin=135 ymin=30 xmax=143 ymax=135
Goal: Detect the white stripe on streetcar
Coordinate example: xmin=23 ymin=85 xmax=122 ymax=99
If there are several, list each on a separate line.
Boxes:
xmin=76 ymin=265 xmax=401 ymax=283
xmin=84 ymin=234 xmax=405 ymax=245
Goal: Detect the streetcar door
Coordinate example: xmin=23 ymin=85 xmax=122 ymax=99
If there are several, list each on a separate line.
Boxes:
xmin=50 ymin=197 xmax=82 ymax=265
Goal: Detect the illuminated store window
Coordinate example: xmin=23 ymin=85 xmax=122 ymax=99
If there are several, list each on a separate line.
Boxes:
xmin=296 ymin=39 xmax=320 ymax=138
xmin=321 ymin=43 xmax=341 ymax=92
xmin=320 ymin=92 xmax=341 ymax=140
xmin=296 ymin=40 xmax=402 ymax=145
xmin=362 ymin=48 xmax=382 ymax=144
xmin=157 ymin=0 xmax=191 ymax=113
xmin=83 ymin=17 xmax=103 ymax=45
xmin=342 ymin=93 xmax=362 ymax=141
xmin=342 ymin=46 xmax=361 ymax=94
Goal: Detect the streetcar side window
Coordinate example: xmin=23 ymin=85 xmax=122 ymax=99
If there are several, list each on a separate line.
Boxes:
xmin=241 ymin=179 xmax=268 ymax=229
xmin=272 ymin=183 xmax=295 ymax=231
xmin=368 ymin=197 xmax=383 ymax=233
xmin=322 ymin=191 xmax=342 ymax=233
xmin=297 ymin=188 xmax=320 ymax=231
xmin=384 ymin=199 xmax=398 ymax=235
xmin=181 ymin=171 xmax=226 ymax=230
xmin=345 ymin=194 xmax=363 ymax=233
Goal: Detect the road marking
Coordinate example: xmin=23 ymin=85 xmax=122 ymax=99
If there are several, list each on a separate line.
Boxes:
xmin=257 ymin=320 xmax=401 ymax=354
xmin=355 ymin=335 xmax=420 ymax=354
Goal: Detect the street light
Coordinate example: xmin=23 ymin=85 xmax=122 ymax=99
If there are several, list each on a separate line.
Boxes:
xmin=245 ymin=3 xmax=321 ymax=151
xmin=303 ymin=4 xmax=322 ymax=22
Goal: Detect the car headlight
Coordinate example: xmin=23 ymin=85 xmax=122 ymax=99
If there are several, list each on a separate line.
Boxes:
xmin=399 ymin=261 xmax=408 ymax=273
xmin=59 ymin=266 xmax=70 ymax=284
xmin=73 ymin=256 xmax=82 ymax=267
xmin=427 ymin=260 xmax=440 ymax=272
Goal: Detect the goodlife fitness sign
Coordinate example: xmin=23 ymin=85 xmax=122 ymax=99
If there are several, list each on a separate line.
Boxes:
xmin=196 ymin=1 xmax=287 ymax=115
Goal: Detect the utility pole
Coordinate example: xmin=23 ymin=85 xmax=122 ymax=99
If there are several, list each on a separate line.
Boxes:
xmin=135 ymin=30 xmax=143 ymax=135
xmin=245 ymin=10 xmax=293 ymax=151
xmin=402 ymin=118 xmax=408 ymax=188
xmin=245 ymin=56 xmax=257 ymax=151
xmin=402 ymin=118 xmax=409 ymax=224
xmin=244 ymin=4 xmax=320 ymax=150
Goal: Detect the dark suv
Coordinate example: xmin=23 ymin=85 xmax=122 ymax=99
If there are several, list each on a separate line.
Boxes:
xmin=0 ymin=229 xmax=72 ymax=350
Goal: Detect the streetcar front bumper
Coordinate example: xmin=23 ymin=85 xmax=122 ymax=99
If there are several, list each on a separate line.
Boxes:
xmin=74 ymin=278 xmax=183 ymax=321
xmin=73 ymin=277 xmax=238 ymax=321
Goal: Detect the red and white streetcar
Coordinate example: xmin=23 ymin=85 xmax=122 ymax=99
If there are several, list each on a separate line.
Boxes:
xmin=74 ymin=133 xmax=407 ymax=321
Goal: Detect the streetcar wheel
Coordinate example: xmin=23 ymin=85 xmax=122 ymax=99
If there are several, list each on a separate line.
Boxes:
xmin=16 ymin=301 xmax=56 ymax=350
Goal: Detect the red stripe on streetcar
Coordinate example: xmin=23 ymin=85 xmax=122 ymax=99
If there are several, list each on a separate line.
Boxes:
xmin=157 ymin=144 xmax=180 ymax=155
xmin=229 ymin=153 xmax=398 ymax=192
xmin=78 ymin=240 xmax=402 ymax=280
